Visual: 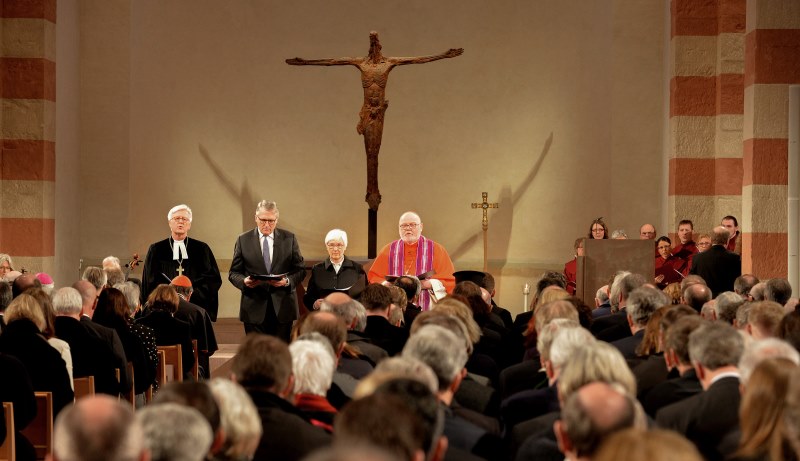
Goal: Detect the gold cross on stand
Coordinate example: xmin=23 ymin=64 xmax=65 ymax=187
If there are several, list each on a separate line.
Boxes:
xmin=471 ymin=192 xmax=499 ymax=272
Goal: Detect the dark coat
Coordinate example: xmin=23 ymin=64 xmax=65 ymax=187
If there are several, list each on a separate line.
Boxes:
xmin=136 ymin=310 xmax=195 ymax=379
xmin=1 ymin=319 xmax=74 ymax=416
xmin=644 ymin=368 xmax=702 ymax=417
xmin=80 ymin=316 xmax=131 ymax=392
xmin=302 ymin=257 xmax=366 ymax=308
xmin=690 ymin=245 xmax=742 ymax=297
xmin=363 ymin=315 xmax=408 ymax=356
xmin=229 ymin=228 xmax=305 ymax=324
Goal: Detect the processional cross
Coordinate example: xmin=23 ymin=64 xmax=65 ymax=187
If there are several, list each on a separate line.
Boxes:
xmin=286 ymin=32 xmax=463 ymax=257
xmin=471 ymin=192 xmax=499 ymax=272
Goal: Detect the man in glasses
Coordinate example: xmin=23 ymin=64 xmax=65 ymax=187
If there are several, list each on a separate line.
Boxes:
xmin=229 ymin=200 xmax=305 ymax=341
xmin=142 ymin=204 xmax=222 ymax=319
xmin=368 ymin=211 xmax=455 ymax=310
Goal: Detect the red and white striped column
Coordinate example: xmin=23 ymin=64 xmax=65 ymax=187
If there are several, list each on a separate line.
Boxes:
xmin=0 ymin=0 xmax=57 ymax=273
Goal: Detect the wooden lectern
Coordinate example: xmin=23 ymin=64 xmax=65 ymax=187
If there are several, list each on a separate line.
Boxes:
xmin=577 ymin=239 xmax=655 ymax=307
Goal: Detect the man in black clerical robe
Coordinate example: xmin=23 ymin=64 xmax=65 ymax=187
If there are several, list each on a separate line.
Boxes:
xmin=141 ymin=204 xmax=222 ymax=320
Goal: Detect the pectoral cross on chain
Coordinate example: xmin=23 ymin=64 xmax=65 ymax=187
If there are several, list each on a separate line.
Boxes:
xmin=176 ymin=264 xmax=184 ymax=276
xmin=471 ymin=192 xmax=499 ymax=272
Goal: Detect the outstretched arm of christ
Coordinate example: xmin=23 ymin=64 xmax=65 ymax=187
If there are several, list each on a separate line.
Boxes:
xmin=390 ymin=48 xmax=464 ymax=66
xmin=286 ymin=57 xmax=363 ymax=66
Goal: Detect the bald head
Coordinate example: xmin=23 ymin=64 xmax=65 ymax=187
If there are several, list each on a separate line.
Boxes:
xmin=325 ymin=292 xmax=352 ymax=305
xmin=72 ymin=280 xmax=98 ymax=316
xmin=53 ymin=395 xmax=145 ymax=461
xmin=712 ymin=226 xmax=731 ymax=245
xmin=683 ymin=283 xmax=711 ymax=312
xmin=639 ymin=224 xmax=656 ymax=240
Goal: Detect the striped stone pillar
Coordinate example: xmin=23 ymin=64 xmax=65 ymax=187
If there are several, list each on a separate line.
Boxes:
xmin=0 ymin=0 xmax=56 ymax=273
xmin=668 ymin=0 xmax=745 ymax=246
xmin=742 ymin=0 xmax=800 ymax=277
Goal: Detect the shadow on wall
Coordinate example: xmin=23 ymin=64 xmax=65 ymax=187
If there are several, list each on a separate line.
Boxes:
xmin=449 ymin=132 xmax=554 ymax=270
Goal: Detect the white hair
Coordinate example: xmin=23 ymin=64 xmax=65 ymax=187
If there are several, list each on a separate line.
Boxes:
xmin=52 ymin=287 xmax=83 ymax=316
xmin=289 ymin=339 xmax=336 ymax=396
xmin=103 ymin=256 xmax=121 ymax=270
xmin=207 ymin=379 xmax=263 ymax=460
xmin=167 ymin=204 xmax=193 ymax=222
xmin=402 ymin=325 xmax=467 ymax=392
xmin=115 ymin=282 xmax=141 ymax=316
xmin=137 ymin=403 xmax=212 ymax=461
xmin=324 ymin=229 xmax=348 ymax=247
xmin=549 ymin=324 xmax=596 ymax=370
xmin=739 ymin=338 xmax=800 ymax=384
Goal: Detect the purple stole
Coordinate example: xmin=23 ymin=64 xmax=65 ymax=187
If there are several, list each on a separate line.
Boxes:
xmin=388 ymin=236 xmax=435 ymax=310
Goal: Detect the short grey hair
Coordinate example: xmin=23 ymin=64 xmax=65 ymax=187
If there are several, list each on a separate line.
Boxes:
xmin=114 ymin=282 xmax=141 ymax=316
xmin=595 ymin=286 xmax=609 ymax=304
xmin=609 ymin=271 xmax=631 ymax=311
xmin=167 ymin=204 xmax=193 ymax=222
xmin=102 ymin=256 xmax=121 ymax=270
xmin=53 ymin=395 xmax=145 ymax=461
xmin=0 ymin=253 xmax=14 ymax=270
xmin=82 ymin=266 xmax=107 ymax=291
xmin=289 ymin=338 xmax=336 ymax=396
xmin=324 ymin=229 xmax=348 ymax=247
xmin=688 ymin=322 xmax=744 ymax=370
xmin=548 ymin=324 xmax=595 ymax=370
xmin=372 ymin=357 xmax=439 ymax=394
xmin=320 ymin=296 xmax=361 ymax=327
xmin=736 ymin=302 xmax=753 ymax=328
xmin=627 ymin=286 xmax=669 ymax=327
xmin=750 ymin=282 xmax=767 ymax=301
xmin=353 ymin=300 xmax=368 ymax=332
xmin=765 ymin=278 xmax=793 ymax=306
xmin=255 ymin=200 xmax=279 ymax=217
xmin=52 ymin=287 xmax=83 ymax=316
xmin=734 ymin=274 xmax=759 ymax=297
xmin=137 ymin=403 xmax=213 ymax=461
xmin=715 ymin=291 xmax=745 ymax=324
xmin=610 ymin=230 xmax=627 ymax=239
xmin=557 ymin=342 xmax=636 ymax=399
xmin=402 ymin=325 xmax=467 ymax=392
xmin=536 ymin=318 xmax=579 ymax=363
xmin=739 ymin=338 xmax=800 ymax=384
xmin=207 ymin=379 xmax=263 ymax=460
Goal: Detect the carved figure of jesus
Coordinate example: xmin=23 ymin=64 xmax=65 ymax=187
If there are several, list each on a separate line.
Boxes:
xmin=287 ymin=31 xmax=463 ymax=211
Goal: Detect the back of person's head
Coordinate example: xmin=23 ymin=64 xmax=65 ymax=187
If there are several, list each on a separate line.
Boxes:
xmin=319 ymin=293 xmax=360 ymax=328
xmin=534 ymin=271 xmax=568 ymax=308
xmin=783 ymin=367 xmax=800 ymax=457
xmin=608 ymin=271 xmax=631 ymax=311
xmin=432 ymin=297 xmax=481 ymax=345
xmin=410 ymin=310 xmax=472 ymax=354
xmin=289 ymin=337 xmax=336 ymax=396
xmin=683 ymin=283 xmax=712 ymax=311
xmin=659 ymin=304 xmax=699 ymax=333
xmin=688 ymin=321 xmax=744 ymax=370
xmin=52 ymin=287 xmax=83 ymax=316
xmin=558 ymin=381 xmax=638 ymax=459
xmin=94 ymin=287 xmax=131 ymax=330
xmin=747 ymin=301 xmax=786 ymax=339
xmin=105 ymin=267 xmax=125 ymax=287
xmin=765 ymin=278 xmax=793 ymax=306
xmin=298 ymin=310 xmax=347 ymax=352
xmin=681 ymin=274 xmax=707 ymax=293
xmin=557 ymin=342 xmax=636 ymax=400
xmin=152 ymin=381 xmax=221 ymax=436
xmin=778 ymin=310 xmax=800 ymax=352
xmin=26 ymin=287 xmax=57 ymax=338
xmin=12 ymin=273 xmax=40 ymax=298
xmin=4 ymin=292 xmax=46 ymax=331
xmin=618 ymin=273 xmax=647 ymax=303
xmin=627 ymin=286 xmax=669 ymax=327
xmin=402 ymin=325 xmax=467 ymax=392
xmin=750 ymin=282 xmax=767 ymax=301
xmin=361 ymin=283 xmax=393 ymax=311
xmin=736 ymin=302 xmax=753 ymax=329
xmin=231 ymin=334 xmax=291 ymax=393
xmin=735 ymin=274 xmax=760 ymax=298
xmin=738 ymin=337 xmax=800 ymax=384
xmin=593 ymin=428 xmax=703 ymax=461
xmin=147 ymin=284 xmax=180 ymax=314
xmin=0 ymin=280 xmax=11 ymax=312
xmin=52 ymin=395 xmax=146 ymax=461
xmin=115 ymin=281 xmax=141 ymax=317
xmin=736 ymin=357 xmax=799 ymax=460
xmin=207 ymin=378 xmax=263 ymax=461
xmin=538 ymin=320 xmax=589 ymax=367
xmin=712 ymin=226 xmax=731 ymax=245
xmin=665 ymin=316 xmax=707 ymax=366
xmin=358 ymin=357 xmax=439 ymax=397
xmin=137 ymin=403 xmax=213 ymax=461
xmin=715 ymin=291 xmax=745 ymax=324
xmin=452 ymin=281 xmax=490 ymax=316
xmin=394 ymin=275 xmax=421 ymax=300
xmin=534 ymin=299 xmax=579 ymax=334
xmin=334 ymin=393 xmax=429 ymax=461
xmin=636 ymin=306 xmax=671 ymax=357
xmin=82 ymin=266 xmax=107 ymax=291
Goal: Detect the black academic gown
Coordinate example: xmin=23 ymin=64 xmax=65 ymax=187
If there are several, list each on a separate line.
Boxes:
xmin=142 ymin=237 xmax=222 ymax=320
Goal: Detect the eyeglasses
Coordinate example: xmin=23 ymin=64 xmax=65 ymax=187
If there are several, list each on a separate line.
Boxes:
xmin=171 ymin=217 xmax=190 ymax=223
xmin=326 ymin=243 xmax=345 ymax=250
xmin=399 ymin=223 xmax=420 ymax=230
xmin=657 ymin=245 xmax=671 ymax=251
xmin=257 ymin=218 xmax=277 ymax=225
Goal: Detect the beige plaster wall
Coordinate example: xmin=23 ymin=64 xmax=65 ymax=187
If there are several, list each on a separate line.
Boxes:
xmin=63 ymin=0 xmax=667 ymax=317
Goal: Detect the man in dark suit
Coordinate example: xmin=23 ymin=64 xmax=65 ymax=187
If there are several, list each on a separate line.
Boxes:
xmin=591 ymin=272 xmax=646 ymax=342
xmin=361 ymin=283 xmax=409 ymax=356
xmin=610 ymin=286 xmax=669 ymax=360
xmin=229 ymin=200 xmax=305 ymax=342
xmin=690 ymin=226 xmax=742 ymax=297
xmin=655 ymin=321 xmax=744 ymax=461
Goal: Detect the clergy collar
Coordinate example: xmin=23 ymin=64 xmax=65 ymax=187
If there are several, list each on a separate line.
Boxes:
xmin=324 ymin=257 xmax=348 ymax=269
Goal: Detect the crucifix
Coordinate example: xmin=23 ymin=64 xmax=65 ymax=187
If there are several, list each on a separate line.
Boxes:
xmin=287 ymin=31 xmax=463 ymax=257
xmin=471 ymin=192 xmax=499 ymax=272
xmin=176 ymin=264 xmax=184 ymax=276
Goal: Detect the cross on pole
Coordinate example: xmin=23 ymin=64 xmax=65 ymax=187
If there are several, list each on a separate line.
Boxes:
xmin=471 ymin=192 xmax=499 ymax=272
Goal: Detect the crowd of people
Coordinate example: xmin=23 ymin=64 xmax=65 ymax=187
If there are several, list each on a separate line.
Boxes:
xmin=1 ymin=206 xmax=799 ymax=461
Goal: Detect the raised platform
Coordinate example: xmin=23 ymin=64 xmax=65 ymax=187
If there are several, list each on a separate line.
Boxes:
xmin=209 ymin=318 xmax=245 ymax=379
